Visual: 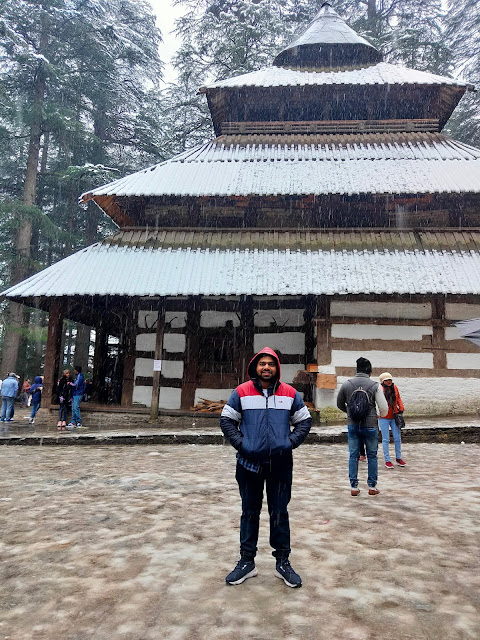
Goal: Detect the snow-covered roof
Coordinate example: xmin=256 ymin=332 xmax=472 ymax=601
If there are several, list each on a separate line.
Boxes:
xmin=4 ymin=230 xmax=480 ymax=299
xmin=273 ymin=3 xmax=382 ymax=68
xmin=201 ymin=62 xmax=470 ymax=91
xmin=280 ymin=3 xmax=376 ymax=49
xmin=80 ymin=133 xmax=480 ymax=201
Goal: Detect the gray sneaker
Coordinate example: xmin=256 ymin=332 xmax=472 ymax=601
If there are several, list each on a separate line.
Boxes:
xmin=226 ymin=559 xmax=257 ymax=585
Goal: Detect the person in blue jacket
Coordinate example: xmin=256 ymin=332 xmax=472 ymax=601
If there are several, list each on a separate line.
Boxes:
xmin=68 ymin=365 xmax=85 ymax=428
xmin=220 ymin=347 xmax=312 ymax=588
xmin=28 ymin=376 xmax=43 ymax=425
xmin=1 ymin=372 xmax=19 ymax=431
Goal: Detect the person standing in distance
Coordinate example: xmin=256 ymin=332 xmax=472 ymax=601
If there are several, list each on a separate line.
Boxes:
xmin=0 ymin=372 xmax=19 ymax=433
xmin=67 ymin=365 xmax=85 ymax=429
xmin=378 ymin=372 xmax=407 ymax=468
xmin=220 ymin=347 xmax=311 ymax=588
xmin=336 ymin=357 xmax=388 ymax=496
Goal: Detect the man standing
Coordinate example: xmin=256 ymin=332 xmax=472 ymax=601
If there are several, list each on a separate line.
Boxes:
xmin=0 ymin=372 xmax=19 ymax=433
xmin=220 ymin=347 xmax=311 ymax=588
xmin=336 ymin=357 xmax=388 ymax=496
xmin=19 ymin=378 xmax=31 ymax=407
xmin=68 ymin=365 xmax=85 ymax=429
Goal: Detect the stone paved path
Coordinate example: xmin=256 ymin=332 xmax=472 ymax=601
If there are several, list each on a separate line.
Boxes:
xmin=0 ymin=442 xmax=479 ymax=639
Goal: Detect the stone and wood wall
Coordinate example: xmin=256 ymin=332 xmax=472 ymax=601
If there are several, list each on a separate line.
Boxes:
xmin=41 ymin=293 xmax=480 ymax=417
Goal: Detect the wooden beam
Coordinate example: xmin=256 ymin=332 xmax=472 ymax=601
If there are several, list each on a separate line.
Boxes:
xmin=121 ymin=301 xmax=139 ymax=408
xmin=150 ymin=299 xmax=166 ymax=421
xmin=316 ymin=295 xmax=331 ymax=366
xmin=180 ymin=297 xmax=201 ymax=409
xmin=240 ymin=295 xmax=255 ymax=381
xmin=41 ymin=300 xmax=64 ymax=408
xmin=92 ymin=322 xmax=108 ymax=402
xmin=303 ymin=295 xmax=316 ymax=402
xmin=431 ymin=296 xmax=447 ymax=369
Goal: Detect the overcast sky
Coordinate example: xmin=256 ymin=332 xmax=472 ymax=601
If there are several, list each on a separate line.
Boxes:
xmin=149 ymin=0 xmax=185 ymax=82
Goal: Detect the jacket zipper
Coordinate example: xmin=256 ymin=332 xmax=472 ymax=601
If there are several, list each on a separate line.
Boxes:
xmin=265 ymin=392 xmax=270 ymax=456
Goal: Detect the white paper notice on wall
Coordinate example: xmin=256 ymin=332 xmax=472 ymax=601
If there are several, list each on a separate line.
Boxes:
xmin=153 ymin=360 xmax=162 ymax=372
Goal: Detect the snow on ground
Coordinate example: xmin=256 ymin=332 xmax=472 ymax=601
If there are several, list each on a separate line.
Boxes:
xmin=0 ymin=443 xmax=479 ymax=640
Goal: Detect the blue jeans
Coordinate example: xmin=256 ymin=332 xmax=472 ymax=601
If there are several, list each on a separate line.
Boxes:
xmin=30 ymin=401 xmax=40 ymax=420
xmin=59 ymin=403 xmax=69 ymax=422
xmin=236 ymin=455 xmax=292 ymax=560
xmin=348 ymin=424 xmax=379 ymax=488
xmin=379 ymin=418 xmax=402 ymax=462
xmin=71 ymin=396 xmax=82 ymax=424
xmin=1 ymin=397 xmax=15 ymax=421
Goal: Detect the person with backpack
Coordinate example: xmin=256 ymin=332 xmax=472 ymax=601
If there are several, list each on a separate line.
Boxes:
xmin=336 ymin=357 xmax=388 ymax=496
xmin=378 ymin=372 xmax=406 ymax=468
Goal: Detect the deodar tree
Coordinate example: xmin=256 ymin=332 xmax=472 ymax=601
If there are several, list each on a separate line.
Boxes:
xmin=0 ymin=0 xmax=163 ymax=375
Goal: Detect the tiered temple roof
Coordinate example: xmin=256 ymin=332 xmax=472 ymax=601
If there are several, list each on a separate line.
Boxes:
xmin=4 ymin=2 xmax=480 ymax=304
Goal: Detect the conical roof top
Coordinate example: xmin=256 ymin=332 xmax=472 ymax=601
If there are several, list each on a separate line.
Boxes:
xmin=273 ymin=2 xmax=382 ymax=69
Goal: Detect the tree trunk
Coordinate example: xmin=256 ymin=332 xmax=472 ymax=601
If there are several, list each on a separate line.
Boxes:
xmin=0 ymin=34 xmax=47 ymax=376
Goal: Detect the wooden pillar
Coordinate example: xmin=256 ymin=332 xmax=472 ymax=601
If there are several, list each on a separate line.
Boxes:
xmin=240 ymin=295 xmax=255 ymax=381
xmin=41 ymin=299 xmax=64 ymax=408
xmin=314 ymin=295 xmax=334 ymax=408
xmin=431 ymin=296 xmax=447 ymax=370
xmin=303 ymin=295 xmax=317 ymax=402
xmin=316 ymin=295 xmax=332 ymax=365
xmin=150 ymin=298 xmax=166 ymax=421
xmin=121 ymin=300 xmax=138 ymax=408
xmin=92 ymin=322 xmax=108 ymax=402
xmin=180 ymin=296 xmax=201 ymax=410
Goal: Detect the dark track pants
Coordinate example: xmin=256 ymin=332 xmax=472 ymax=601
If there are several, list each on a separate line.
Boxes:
xmin=235 ymin=455 xmax=293 ymax=560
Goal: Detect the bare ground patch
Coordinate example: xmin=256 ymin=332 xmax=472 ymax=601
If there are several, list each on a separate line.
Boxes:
xmin=0 ymin=443 xmax=479 ymax=640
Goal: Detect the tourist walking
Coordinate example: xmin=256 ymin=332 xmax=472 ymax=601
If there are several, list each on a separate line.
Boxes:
xmin=67 ymin=365 xmax=85 ymax=429
xmin=220 ymin=347 xmax=311 ymax=588
xmin=336 ymin=357 xmax=388 ymax=496
xmin=57 ymin=370 xmax=72 ymax=429
xmin=1 ymin=372 xmax=19 ymax=433
xmin=378 ymin=372 xmax=406 ymax=468
xmin=28 ymin=376 xmax=43 ymax=425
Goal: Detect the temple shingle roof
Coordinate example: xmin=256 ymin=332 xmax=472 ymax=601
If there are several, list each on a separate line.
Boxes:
xmin=80 ymin=133 xmax=480 ymax=205
xmin=4 ymin=230 xmax=480 ymax=301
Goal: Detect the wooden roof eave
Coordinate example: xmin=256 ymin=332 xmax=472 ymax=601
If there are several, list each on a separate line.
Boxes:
xmin=80 ymin=193 xmax=135 ymax=228
xmin=1 ymin=293 xmax=133 ymax=333
xmin=438 ymin=85 xmax=474 ymax=131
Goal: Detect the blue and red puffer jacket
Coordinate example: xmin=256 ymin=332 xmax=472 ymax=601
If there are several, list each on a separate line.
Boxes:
xmin=220 ymin=347 xmax=312 ymax=462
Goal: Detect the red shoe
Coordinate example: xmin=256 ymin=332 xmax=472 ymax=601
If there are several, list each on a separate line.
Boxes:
xmin=385 ymin=461 xmax=394 ymax=469
xmin=359 ymin=455 xmax=367 ymax=462
xmin=396 ymin=458 xmax=407 ymax=467
xmin=351 ymin=488 xmax=360 ymax=496
xmin=368 ymin=487 xmax=380 ymax=495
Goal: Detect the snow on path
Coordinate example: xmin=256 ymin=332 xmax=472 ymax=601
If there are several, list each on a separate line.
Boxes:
xmin=0 ymin=443 xmax=479 ymax=640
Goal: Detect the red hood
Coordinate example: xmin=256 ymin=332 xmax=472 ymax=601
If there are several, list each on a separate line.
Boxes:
xmin=247 ymin=347 xmax=281 ymax=382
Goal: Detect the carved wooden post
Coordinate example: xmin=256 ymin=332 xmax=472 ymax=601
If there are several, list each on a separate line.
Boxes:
xmin=150 ymin=298 xmax=166 ymax=421
xmin=41 ymin=299 xmax=64 ymax=408
xmin=92 ymin=322 xmax=108 ymax=402
xmin=315 ymin=295 xmax=336 ymax=407
xmin=121 ymin=300 xmax=139 ymax=408
xmin=303 ymin=294 xmax=317 ymax=401
xmin=181 ymin=296 xmax=201 ymax=410
xmin=316 ymin=295 xmax=332 ymax=366
xmin=431 ymin=295 xmax=447 ymax=370
xmin=240 ymin=295 xmax=255 ymax=381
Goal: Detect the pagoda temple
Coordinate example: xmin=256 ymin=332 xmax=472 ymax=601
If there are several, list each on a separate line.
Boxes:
xmin=4 ymin=3 xmax=480 ymax=417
